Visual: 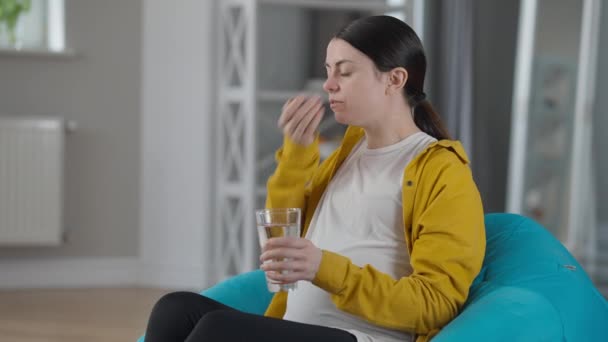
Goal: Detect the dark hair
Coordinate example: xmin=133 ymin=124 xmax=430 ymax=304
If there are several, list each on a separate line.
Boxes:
xmin=335 ymin=15 xmax=451 ymax=140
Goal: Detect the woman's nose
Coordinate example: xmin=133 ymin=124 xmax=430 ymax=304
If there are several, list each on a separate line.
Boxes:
xmin=323 ymin=77 xmax=338 ymax=93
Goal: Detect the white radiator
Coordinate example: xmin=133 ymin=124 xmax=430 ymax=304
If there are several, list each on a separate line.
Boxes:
xmin=0 ymin=117 xmax=68 ymax=245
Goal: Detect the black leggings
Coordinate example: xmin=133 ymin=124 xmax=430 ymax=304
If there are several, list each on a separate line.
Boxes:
xmin=144 ymin=291 xmax=357 ymax=342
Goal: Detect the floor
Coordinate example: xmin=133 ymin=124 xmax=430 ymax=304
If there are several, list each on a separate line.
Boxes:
xmin=0 ymin=288 xmax=171 ymax=342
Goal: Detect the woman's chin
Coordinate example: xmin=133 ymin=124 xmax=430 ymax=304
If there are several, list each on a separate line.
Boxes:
xmin=333 ymin=111 xmax=351 ymax=125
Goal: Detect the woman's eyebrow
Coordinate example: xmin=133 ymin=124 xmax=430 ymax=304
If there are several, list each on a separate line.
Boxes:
xmin=324 ymin=59 xmax=355 ymax=68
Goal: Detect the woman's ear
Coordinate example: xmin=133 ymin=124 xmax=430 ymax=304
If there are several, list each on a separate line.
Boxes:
xmin=386 ymin=67 xmax=408 ymax=95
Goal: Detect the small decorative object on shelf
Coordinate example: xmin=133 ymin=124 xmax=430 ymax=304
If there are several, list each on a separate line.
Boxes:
xmin=0 ymin=0 xmax=31 ymax=48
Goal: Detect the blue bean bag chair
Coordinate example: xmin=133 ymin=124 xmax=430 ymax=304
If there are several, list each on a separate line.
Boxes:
xmin=137 ymin=213 xmax=608 ymax=341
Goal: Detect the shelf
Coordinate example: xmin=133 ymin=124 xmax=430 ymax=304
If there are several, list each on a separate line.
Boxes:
xmin=260 ymin=0 xmax=404 ymax=12
xmin=214 ymin=0 xmax=412 ymax=280
xmin=257 ymin=153 xmax=277 ymax=170
xmin=0 ymin=47 xmax=77 ymax=59
xmin=256 ymin=186 xmax=268 ymax=197
xmin=258 ymin=90 xmax=299 ymax=102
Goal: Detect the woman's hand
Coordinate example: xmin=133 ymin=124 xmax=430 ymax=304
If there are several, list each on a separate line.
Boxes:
xmin=278 ymin=95 xmax=325 ymax=146
xmin=260 ymin=237 xmax=323 ymax=284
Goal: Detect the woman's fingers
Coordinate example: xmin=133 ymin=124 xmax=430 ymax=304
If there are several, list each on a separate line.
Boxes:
xmin=284 ymin=96 xmax=319 ymax=135
xmin=260 ymin=247 xmax=303 ymax=263
xmin=278 ymin=94 xmax=325 ymax=145
xmin=265 ymin=270 xmax=292 ymax=284
xmin=292 ymin=96 xmax=321 ymax=130
xmin=262 ymin=258 xmax=302 ymax=284
xmin=263 ymin=237 xmax=307 ymax=251
xmin=265 ymin=270 xmax=306 ymax=284
xmin=292 ymin=100 xmax=323 ymax=142
xmin=261 ymin=237 xmax=322 ymax=283
xmin=278 ymin=95 xmax=306 ymax=128
xmin=261 ymin=259 xmax=306 ymax=273
xmin=303 ymin=106 xmax=324 ymax=139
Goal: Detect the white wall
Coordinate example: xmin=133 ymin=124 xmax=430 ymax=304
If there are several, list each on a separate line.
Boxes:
xmin=0 ymin=0 xmax=142 ymax=258
xmin=137 ymin=0 xmax=215 ymax=289
xmin=0 ymin=0 xmax=216 ymax=290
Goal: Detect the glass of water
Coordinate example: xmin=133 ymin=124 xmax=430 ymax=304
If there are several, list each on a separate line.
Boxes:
xmin=255 ymin=208 xmax=301 ymax=292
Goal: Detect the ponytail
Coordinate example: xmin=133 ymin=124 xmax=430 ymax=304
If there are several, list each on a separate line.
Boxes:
xmin=410 ymin=93 xmax=451 ymax=140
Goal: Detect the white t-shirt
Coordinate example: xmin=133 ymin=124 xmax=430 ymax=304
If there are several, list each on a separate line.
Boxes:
xmin=283 ymin=132 xmax=437 ymax=342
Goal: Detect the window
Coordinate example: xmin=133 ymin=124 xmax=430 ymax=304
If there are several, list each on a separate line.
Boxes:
xmin=0 ymin=0 xmax=65 ymax=51
xmin=386 ymin=0 xmax=407 ymax=22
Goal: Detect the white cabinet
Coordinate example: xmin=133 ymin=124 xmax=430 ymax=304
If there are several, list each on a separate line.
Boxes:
xmin=214 ymin=0 xmax=421 ymax=280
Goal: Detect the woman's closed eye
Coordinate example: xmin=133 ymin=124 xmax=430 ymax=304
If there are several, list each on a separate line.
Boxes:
xmin=324 ymin=66 xmax=353 ymax=78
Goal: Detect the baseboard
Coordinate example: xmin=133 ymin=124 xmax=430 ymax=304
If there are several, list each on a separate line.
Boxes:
xmin=0 ymin=258 xmax=211 ymax=290
xmin=0 ymin=257 xmax=140 ymax=289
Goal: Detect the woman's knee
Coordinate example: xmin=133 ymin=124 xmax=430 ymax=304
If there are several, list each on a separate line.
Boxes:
xmin=150 ymin=291 xmax=201 ymax=319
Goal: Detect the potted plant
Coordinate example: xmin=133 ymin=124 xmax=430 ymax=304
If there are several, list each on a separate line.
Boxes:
xmin=0 ymin=0 xmax=31 ymax=46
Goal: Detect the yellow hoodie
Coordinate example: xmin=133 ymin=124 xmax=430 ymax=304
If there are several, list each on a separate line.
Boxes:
xmin=264 ymin=126 xmax=485 ymax=342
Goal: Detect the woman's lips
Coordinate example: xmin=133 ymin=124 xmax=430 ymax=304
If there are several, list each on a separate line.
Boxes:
xmin=329 ymin=100 xmax=344 ymax=110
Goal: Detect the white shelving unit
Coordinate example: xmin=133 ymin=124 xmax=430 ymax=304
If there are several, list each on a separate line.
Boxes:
xmin=214 ymin=0 xmax=422 ymax=280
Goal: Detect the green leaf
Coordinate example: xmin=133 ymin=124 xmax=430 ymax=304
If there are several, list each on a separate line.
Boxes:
xmin=4 ymin=0 xmax=16 ymax=14
xmin=0 ymin=0 xmax=31 ymax=43
xmin=6 ymin=12 xmax=17 ymax=30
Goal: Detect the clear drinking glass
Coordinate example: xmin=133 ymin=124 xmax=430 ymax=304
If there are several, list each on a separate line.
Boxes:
xmin=255 ymin=208 xmax=301 ymax=292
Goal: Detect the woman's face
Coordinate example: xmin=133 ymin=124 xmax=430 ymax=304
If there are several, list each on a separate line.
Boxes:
xmin=323 ymin=38 xmax=388 ymax=127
